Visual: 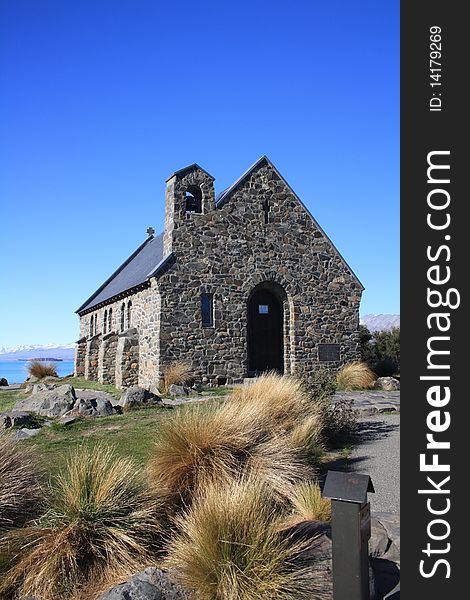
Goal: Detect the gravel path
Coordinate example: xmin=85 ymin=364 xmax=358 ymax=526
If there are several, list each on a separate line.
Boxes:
xmin=348 ymin=414 xmax=400 ymax=515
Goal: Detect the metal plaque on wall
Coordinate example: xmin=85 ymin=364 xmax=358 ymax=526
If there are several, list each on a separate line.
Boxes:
xmin=318 ymin=343 xmax=341 ymax=362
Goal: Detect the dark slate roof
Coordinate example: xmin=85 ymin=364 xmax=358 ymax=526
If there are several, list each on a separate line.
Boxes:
xmin=76 ymin=234 xmax=164 ymax=313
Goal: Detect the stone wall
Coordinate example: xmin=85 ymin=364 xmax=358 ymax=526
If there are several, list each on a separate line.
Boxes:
xmin=77 ymin=159 xmax=362 ymax=389
xmin=75 ymin=338 xmax=86 ymax=377
xmin=98 ymin=333 xmax=118 ymax=385
xmin=85 ymin=335 xmax=101 ymax=380
xmin=115 ymin=330 xmax=139 ymax=388
xmin=155 ymin=160 xmax=362 ymax=385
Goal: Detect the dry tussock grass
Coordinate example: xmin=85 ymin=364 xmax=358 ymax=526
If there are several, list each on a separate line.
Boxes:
xmin=165 ymin=475 xmax=324 ymax=600
xmin=336 ymin=361 xmax=376 ymax=390
xmin=285 ymin=481 xmax=332 ymax=526
xmin=162 ymin=361 xmax=193 ymax=392
xmin=148 ymin=374 xmax=325 ymax=508
xmin=227 ymin=372 xmax=309 ymax=433
xmin=147 ymin=394 xmax=315 ymax=509
xmin=27 ymin=359 xmax=58 ymax=379
xmin=0 ymin=444 xmax=163 ymax=600
xmin=0 ymin=429 xmax=43 ymax=534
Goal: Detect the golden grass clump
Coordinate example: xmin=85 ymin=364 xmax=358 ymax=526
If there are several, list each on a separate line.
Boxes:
xmin=336 ymin=361 xmax=376 ymax=391
xmin=285 ymin=481 xmax=332 ymax=526
xmin=165 ymin=475 xmax=323 ymax=600
xmin=162 ymin=361 xmax=193 ymax=392
xmin=147 ymin=395 xmax=313 ymax=508
xmin=0 ymin=429 xmax=43 ymax=534
xmin=27 ymin=359 xmax=58 ymax=379
xmin=0 ymin=444 xmax=163 ymax=600
xmin=228 ymin=372 xmax=309 ymax=432
xmin=287 ymin=413 xmax=325 ymax=466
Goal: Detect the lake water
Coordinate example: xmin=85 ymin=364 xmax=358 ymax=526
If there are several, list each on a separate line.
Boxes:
xmin=0 ymin=361 xmax=75 ymax=384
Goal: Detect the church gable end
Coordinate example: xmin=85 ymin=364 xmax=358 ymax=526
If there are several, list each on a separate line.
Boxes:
xmin=76 ymin=157 xmax=363 ymax=390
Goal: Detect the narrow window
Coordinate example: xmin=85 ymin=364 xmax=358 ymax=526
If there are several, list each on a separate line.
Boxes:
xmin=262 ymin=199 xmax=270 ymax=224
xmin=89 ymin=317 xmax=93 ymax=337
xmin=201 ymin=293 xmax=214 ymax=327
xmin=108 ymin=308 xmax=112 ymax=332
xmin=120 ymin=303 xmax=125 ymax=332
xmin=103 ymin=310 xmax=108 ymax=334
xmin=94 ymin=314 xmax=98 ymax=335
xmin=185 ymin=185 xmax=203 ymax=214
xmin=127 ymin=301 xmax=132 ymax=329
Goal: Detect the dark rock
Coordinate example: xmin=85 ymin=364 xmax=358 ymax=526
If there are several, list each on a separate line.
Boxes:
xmin=120 ymin=386 xmax=161 ymax=409
xmin=370 ymin=517 xmax=390 ymax=557
xmin=0 ymin=377 xmax=8 ymax=386
xmin=72 ymin=397 xmax=117 ymax=417
xmin=374 ymin=377 xmax=400 ymax=391
xmin=168 ymin=384 xmax=189 ymax=397
xmin=13 ymin=384 xmax=76 ymax=417
xmin=97 ymin=567 xmax=189 ymax=600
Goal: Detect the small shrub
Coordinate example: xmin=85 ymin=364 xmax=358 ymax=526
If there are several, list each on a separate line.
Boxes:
xmin=162 ymin=361 xmax=193 ymax=392
xmin=286 ymin=481 xmax=331 ymax=525
xmin=166 ymin=475 xmax=323 ymax=600
xmin=27 ymin=359 xmax=58 ymax=379
xmin=0 ymin=444 xmax=163 ymax=600
xmin=336 ymin=361 xmax=376 ymax=391
xmin=296 ymin=365 xmax=337 ymax=399
xmin=317 ymin=394 xmax=358 ymax=447
xmin=0 ymin=430 xmax=43 ymax=533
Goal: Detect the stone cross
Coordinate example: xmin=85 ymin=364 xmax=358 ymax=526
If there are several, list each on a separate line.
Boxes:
xmin=146 ymin=226 xmax=155 ymax=237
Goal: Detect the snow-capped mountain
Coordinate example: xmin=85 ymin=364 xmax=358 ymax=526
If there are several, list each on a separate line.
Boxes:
xmin=361 ymin=314 xmax=400 ymax=332
xmin=0 ymin=344 xmax=75 ymax=361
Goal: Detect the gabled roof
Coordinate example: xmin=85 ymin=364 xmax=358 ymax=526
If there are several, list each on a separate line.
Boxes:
xmin=166 ymin=163 xmax=215 ymax=182
xmin=216 ymin=155 xmax=364 ymax=290
xmin=77 ymin=157 xmax=363 ymax=315
xmin=216 ymin=156 xmax=268 ymax=207
xmin=76 ymin=234 xmax=165 ymax=314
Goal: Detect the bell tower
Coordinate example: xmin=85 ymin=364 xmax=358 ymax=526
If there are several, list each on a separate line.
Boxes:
xmin=163 ymin=163 xmax=215 ymax=256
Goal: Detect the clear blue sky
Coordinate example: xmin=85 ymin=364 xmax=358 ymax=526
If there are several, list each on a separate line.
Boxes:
xmin=0 ymin=0 xmax=399 ymax=348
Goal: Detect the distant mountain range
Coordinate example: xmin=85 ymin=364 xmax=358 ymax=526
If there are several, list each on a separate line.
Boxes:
xmin=360 ymin=314 xmax=400 ymax=332
xmin=0 ymin=344 xmax=75 ymax=361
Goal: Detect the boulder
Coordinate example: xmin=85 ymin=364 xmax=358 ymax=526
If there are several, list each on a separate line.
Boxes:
xmin=0 ymin=411 xmax=35 ymax=429
xmin=167 ymin=384 xmax=189 ymax=397
xmin=374 ymin=377 xmax=400 ymax=391
xmin=72 ymin=397 xmax=116 ymax=418
xmin=13 ymin=385 xmax=77 ymax=417
xmin=15 ymin=428 xmax=41 ymax=440
xmin=0 ymin=377 xmax=8 ymax=386
xmin=32 ymin=383 xmax=56 ymax=395
xmin=97 ymin=567 xmax=189 ymax=600
xmin=120 ymin=386 xmax=161 ymax=409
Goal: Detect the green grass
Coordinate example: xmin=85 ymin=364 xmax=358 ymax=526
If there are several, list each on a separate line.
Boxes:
xmin=60 ymin=376 xmax=121 ymax=400
xmin=24 ymin=404 xmax=171 ymax=476
xmin=0 ymin=389 xmax=28 ymax=412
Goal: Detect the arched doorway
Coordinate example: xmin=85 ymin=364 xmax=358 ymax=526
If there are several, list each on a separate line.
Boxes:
xmin=248 ymin=285 xmax=284 ymax=374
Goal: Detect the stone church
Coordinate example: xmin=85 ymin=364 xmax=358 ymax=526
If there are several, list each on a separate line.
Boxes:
xmin=75 ymin=156 xmax=363 ymax=391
